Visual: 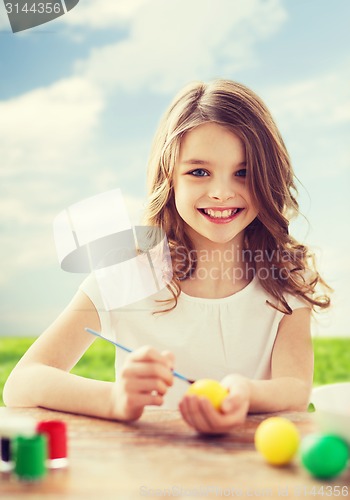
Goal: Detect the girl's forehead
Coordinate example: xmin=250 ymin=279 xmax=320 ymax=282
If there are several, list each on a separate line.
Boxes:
xmin=178 ymin=123 xmax=245 ymax=161
xmin=180 ymin=122 xmax=242 ymax=144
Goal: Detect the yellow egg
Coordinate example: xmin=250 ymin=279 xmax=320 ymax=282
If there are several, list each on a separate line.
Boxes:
xmin=186 ymin=379 xmax=228 ymax=410
xmin=254 ymin=417 xmax=300 ymax=465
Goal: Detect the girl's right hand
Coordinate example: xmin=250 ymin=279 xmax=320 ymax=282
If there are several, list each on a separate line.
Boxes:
xmin=109 ymin=346 xmax=175 ymax=421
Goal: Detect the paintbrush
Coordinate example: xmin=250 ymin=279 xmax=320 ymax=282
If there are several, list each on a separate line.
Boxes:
xmin=85 ymin=327 xmax=194 ymax=384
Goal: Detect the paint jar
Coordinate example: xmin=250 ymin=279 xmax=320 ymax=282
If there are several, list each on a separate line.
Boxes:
xmin=37 ymin=420 xmax=68 ymax=468
xmin=14 ymin=434 xmax=47 ymax=481
xmin=0 ymin=417 xmax=37 ymax=472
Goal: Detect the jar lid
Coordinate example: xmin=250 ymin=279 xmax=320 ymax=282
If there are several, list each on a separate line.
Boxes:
xmin=0 ymin=417 xmax=37 ymax=438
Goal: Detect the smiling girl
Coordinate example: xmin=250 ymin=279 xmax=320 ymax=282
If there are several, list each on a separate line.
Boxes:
xmin=4 ymin=80 xmax=331 ymax=434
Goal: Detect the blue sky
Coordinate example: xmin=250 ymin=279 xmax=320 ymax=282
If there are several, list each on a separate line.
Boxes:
xmin=0 ymin=0 xmax=349 ymax=337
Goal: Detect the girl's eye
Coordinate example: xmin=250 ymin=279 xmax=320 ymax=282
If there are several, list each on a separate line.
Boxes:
xmin=188 ymin=168 xmax=209 ymax=177
xmin=235 ymin=169 xmax=247 ymax=178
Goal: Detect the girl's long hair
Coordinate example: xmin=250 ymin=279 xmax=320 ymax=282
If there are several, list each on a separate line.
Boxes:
xmin=143 ymin=79 xmax=331 ymax=314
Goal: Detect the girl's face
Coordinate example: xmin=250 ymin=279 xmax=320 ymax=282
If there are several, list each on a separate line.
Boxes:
xmin=173 ymin=122 xmax=259 ymax=248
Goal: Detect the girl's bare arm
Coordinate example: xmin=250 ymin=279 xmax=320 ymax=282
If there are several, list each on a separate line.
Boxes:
xmin=3 ymin=291 xmax=174 ymax=421
xmin=247 ymin=306 xmax=313 ymax=412
xmin=3 ymin=290 xmax=115 ymax=418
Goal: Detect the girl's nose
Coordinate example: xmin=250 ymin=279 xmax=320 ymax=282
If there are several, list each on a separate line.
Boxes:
xmin=209 ymin=180 xmax=236 ymax=201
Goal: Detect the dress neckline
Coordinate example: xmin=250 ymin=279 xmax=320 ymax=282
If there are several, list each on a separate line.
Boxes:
xmin=179 ymin=274 xmax=258 ymax=304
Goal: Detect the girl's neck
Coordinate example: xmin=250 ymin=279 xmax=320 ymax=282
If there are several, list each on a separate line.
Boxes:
xmin=178 ymin=238 xmax=255 ymax=299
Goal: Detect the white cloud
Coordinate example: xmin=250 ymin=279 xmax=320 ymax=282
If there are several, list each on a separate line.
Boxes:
xmin=63 ymin=0 xmax=151 ymax=28
xmin=78 ymin=0 xmax=287 ymax=94
xmin=0 ymin=175 xmax=70 ymax=225
xmin=0 ymin=197 xmax=50 ymax=226
xmin=0 ymin=76 xmax=104 ymax=173
xmin=258 ymin=65 xmax=350 ymax=184
xmin=264 ymin=67 xmax=350 ymax=127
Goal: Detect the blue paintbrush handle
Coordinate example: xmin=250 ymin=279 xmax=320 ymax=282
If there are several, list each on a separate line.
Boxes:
xmin=85 ymin=327 xmax=193 ymax=384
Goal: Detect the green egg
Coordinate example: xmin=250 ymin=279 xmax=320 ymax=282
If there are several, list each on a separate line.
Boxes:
xmin=300 ymin=434 xmax=349 ymax=479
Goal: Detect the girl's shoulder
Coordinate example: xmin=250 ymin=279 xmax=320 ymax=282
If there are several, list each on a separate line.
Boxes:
xmin=79 ymin=272 xmax=172 ymax=311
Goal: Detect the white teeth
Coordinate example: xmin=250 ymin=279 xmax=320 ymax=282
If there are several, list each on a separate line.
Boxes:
xmin=203 ymin=208 xmax=239 ymax=218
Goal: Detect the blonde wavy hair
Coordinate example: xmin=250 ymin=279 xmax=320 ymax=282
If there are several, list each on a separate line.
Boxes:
xmin=143 ymin=79 xmax=331 ymax=314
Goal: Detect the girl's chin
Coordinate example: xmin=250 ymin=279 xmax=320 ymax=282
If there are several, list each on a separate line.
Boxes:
xmin=187 ymin=228 xmax=244 ymax=247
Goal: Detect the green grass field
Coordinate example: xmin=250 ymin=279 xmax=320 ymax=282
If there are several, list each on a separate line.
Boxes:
xmin=1 ymin=337 xmax=349 ymax=406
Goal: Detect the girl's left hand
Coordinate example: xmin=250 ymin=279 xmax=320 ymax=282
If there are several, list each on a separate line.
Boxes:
xmin=179 ymin=375 xmax=251 ymax=434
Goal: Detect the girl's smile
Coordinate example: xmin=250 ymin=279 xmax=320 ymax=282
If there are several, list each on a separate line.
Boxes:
xmin=173 ymin=122 xmax=258 ymax=247
xmin=197 ymin=206 xmax=244 ymax=223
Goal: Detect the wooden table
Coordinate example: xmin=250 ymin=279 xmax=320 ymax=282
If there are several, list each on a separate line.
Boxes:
xmin=0 ymin=407 xmax=349 ymax=499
